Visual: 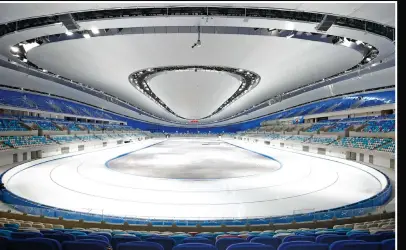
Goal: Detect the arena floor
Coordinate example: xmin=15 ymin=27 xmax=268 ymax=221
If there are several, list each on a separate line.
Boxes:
xmin=2 ymin=138 xmax=387 ymax=220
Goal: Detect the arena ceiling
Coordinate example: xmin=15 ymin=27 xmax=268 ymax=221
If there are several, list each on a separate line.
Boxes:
xmin=0 ymin=2 xmax=396 ymax=127
xmin=0 ymin=3 xmax=396 ymax=26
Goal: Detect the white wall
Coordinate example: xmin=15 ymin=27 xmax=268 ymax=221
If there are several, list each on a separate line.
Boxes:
xmin=328 ymin=114 xmax=348 ymax=120
xmin=352 ymin=111 xmax=383 ymax=118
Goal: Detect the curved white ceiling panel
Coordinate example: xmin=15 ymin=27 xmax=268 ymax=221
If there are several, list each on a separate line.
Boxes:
xmin=26 ymin=33 xmax=362 ymax=123
xmin=148 ymin=70 xmax=240 ymax=119
xmin=0 ymin=3 xmax=395 ymax=27
xmin=0 ymin=66 xmax=175 ymax=126
xmin=74 ymin=17 xmax=393 ymax=63
xmin=210 ymin=66 xmax=395 ymax=127
xmin=0 ymin=17 xmax=394 ymax=72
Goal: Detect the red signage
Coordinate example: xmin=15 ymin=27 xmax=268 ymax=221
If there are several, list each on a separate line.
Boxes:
xmin=190 ymin=120 xmax=199 ymax=123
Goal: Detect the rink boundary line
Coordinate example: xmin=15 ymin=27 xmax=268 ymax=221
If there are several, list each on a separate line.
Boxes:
xmin=46 ymin=162 xmax=340 ymax=206
xmin=223 ymin=140 xmax=392 ymax=210
xmin=223 ymin=139 xmax=387 ymax=191
xmin=5 ymin=139 xmax=341 ymax=206
xmin=42 ymin=140 xmax=340 ymax=205
xmin=73 ymin=148 xmax=309 ymax=193
xmin=1 ymin=139 xmax=166 ymax=186
xmin=221 ymin=141 xmax=283 ymax=166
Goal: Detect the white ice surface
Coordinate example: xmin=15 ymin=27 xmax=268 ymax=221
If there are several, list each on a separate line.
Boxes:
xmin=2 ymin=138 xmax=387 ymax=220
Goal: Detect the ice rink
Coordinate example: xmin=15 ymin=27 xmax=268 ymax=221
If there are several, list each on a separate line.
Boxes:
xmin=2 ymin=138 xmax=388 ymax=220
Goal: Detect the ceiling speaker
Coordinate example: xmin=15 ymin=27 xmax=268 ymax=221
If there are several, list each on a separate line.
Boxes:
xmin=58 ymin=14 xmax=80 ymax=31
xmin=315 ymin=15 xmax=337 ymax=32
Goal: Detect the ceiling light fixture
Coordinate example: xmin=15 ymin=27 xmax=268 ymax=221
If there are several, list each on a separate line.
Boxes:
xmin=341 ymin=37 xmax=352 ymax=47
xmin=65 ymin=30 xmax=73 ymax=36
xmin=191 ymin=26 xmax=202 ymax=49
xmin=129 ymin=66 xmax=260 ymax=120
xmin=91 ymin=28 xmax=99 ymax=34
xmin=10 ymin=46 xmax=19 ymax=53
xmin=22 ymin=58 xmax=28 ymax=62
xmin=83 ymin=33 xmax=91 ymax=39
xmin=22 ymin=42 xmax=40 ymax=52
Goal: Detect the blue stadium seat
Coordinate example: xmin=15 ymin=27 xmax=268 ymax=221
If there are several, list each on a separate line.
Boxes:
xmin=315 ymin=235 xmax=348 ymax=245
xmin=4 ymin=224 xmax=19 ymax=230
xmin=346 ymin=230 xmax=370 ymax=236
xmin=375 ymin=232 xmax=395 ymax=241
xmin=194 ymin=234 xmax=212 ymax=238
xmin=9 ymin=238 xmax=61 ymax=250
xmin=41 ymin=230 xmax=62 ymax=235
xmin=215 ymin=237 xmax=246 ymax=250
xmin=169 ymin=235 xmax=189 ymax=245
xmin=62 ymin=240 xmax=106 ymax=250
xmin=349 ymin=234 xmax=382 ymax=242
xmin=250 ymin=236 xmax=281 ymax=249
xmin=295 ymin=232 xmax=317 ymax=237
xmin=111 ymin=236 xmax=141 ymax=250
xmin=76 ymin=235 xmax=109 ymax=243
xmin=78 ymin=230 xmax=94 ymax=235
xmin=27 ymin=238 xmax=62 ymax=250
xmin=146 ymin=236 xmax=176 ymax=250
xmin=246 ymin=236 xmax=257 ymax=242
xmin=0 ymin=119 xmax=27 ymax=132
xmin=330 ymin=240 xmax=381 ymax=250
xmin=10 ymin=232 xmax=43 ymax=239
xmin=381 ymin=239 xmax=395 ymax=250
xmin=182 ymin=237 xmax=213 ymax=245
xmin=66 ymin=231 xmax=87 ymax=236
xmin=117 ymin=241 xmax=164 ymax=250
xmin=0 ymin=236 xmax=9 ymax=250
xmin=283 ymin=235 xmax=316 ymax=242
xmin=0 ymin=88 xmax=395 ymax=133
xmin=226 ymin=242 xmax=275 ymax=250
xmin=173 ymin=243 xmax=217 ymax=250
xmin=90 ymin=233 xmax=112 ymax=241
xmin=140 ymin=234 xmax=157 ymax=241
xmin=44 ymin=233 xmax=76 ymax=243
xmin=0 ymin=227 xmax=18 ymax=232
xmin=196 ymin=235 xmax=215 ymax=245
xmin=0 ymin=230 xmax=13 ymax=237
xmin=277 ymin=241 xmax=328 ymax=250
xmin=76 ymin=239 xmax=111 ymax=248
xmin=332 ymin=137 xmax=392 ymax=151
xmin=258 ymin=233 xmax=275 ymax=237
